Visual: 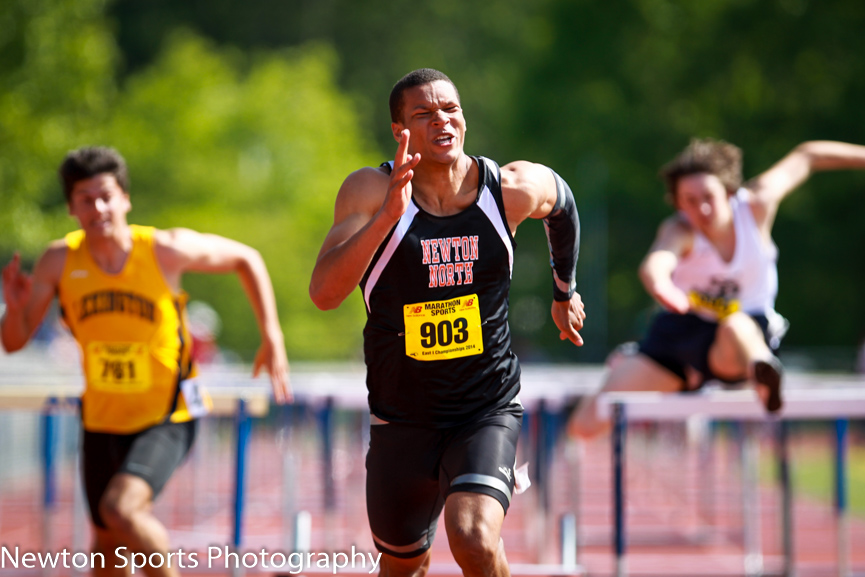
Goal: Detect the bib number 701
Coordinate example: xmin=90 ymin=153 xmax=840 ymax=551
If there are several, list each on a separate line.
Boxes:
xmin=86 ymin=342 xmax=152 ymax=392
xmin=102 ymin=360 xmax=137 ymax=380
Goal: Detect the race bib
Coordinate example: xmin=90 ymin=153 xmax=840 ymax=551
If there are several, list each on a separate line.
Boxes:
xmin=181 ymin=378 xmax=211 ymax=418
xmin=689 ymin=290 xmax=740 ymax=319
xmin=404 ymin=294 xmax=483 ymax=361
xmin=86 ymin=342 xmax=152 ymax=393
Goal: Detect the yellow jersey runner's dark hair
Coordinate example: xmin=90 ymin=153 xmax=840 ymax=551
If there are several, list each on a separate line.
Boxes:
xmin=59 ymin=146 xmax=130 ymax=202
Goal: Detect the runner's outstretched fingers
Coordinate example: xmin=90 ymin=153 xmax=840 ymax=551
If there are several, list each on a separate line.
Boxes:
xmin=381 ymin=129 xmax=420 ymax=222
xmin=253 ymin=336 xmax=292 ymax=403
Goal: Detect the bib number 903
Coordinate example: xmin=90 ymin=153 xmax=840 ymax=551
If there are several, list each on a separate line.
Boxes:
xmin=403 ymin=295 xmax=483 ymax=360
xmin=419 ymin=318 xmax=469 ymax=348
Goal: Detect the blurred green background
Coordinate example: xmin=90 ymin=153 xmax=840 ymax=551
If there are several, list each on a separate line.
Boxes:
xmin=2 ymin=0 xmax=864 ymax=367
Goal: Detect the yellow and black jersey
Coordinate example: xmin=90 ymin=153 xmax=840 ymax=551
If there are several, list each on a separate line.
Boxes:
xmin=58 ymin=225 xmax=209 ymax=433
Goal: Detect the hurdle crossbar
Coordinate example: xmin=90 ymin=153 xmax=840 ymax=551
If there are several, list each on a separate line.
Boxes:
xmin=598 ymin=386 xmax=865 ymax=421
xmin=600 ymin=386 xmax=865 ymax=577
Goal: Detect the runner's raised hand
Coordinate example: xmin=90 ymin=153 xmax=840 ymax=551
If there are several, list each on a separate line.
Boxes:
xmin=380 ymin=130 xmax=420 ymax=223
xmin=2 ymin=254 xmax=33 ymax=313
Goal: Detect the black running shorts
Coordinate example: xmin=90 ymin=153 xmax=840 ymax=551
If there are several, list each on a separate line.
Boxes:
xmin=638 ymin=311 xmax=774 ymax=388
xmin=82 ymin=419 xmax=197 ymax=528
xmin=365 ymin=403 xmax=522 ymax=558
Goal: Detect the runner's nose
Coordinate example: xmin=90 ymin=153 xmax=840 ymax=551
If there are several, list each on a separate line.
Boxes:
xmin=431 ymin=110 xmax=449 ymax=125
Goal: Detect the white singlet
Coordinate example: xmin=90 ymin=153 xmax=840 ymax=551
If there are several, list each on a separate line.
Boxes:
xmin=672 ymin=189 xmax=781 ymax=330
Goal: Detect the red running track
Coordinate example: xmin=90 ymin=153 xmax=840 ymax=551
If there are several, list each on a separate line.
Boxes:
xmin=0 ymin=417 xmax=862 ymax=576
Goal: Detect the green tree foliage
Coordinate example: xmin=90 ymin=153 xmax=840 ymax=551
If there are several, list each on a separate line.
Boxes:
xmin=6 ymin=0 xmax=865 ymax=365
xmin=110 ymin=0 xmax=577 ymax=361
xmin=0 ymin=0 xmax=118 ymax=255
xmin=1 ymin=1 xmax=377 ymax=360
xmin=100 ymin=33 xmax=376 ymax=360
xmin=518 ymin=0 xmax=865 ymax=362
xmin=108 ymin=0 xmax=865 ymax=367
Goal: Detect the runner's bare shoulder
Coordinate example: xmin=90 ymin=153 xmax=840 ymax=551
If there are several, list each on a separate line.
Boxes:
xmin=335 ymin=166 xmax=392 ymax=218
xmin=35 ymin=240 xmax=69 ymax=284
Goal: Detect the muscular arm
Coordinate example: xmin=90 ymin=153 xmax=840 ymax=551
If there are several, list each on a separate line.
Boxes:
xmin=310 ymin=130 xmax=420 ymax=310
xmin=154 ymin=228 xmax=291 ymax=402
xmin=639 ymin=217 xmax=693 ymax=314
xmin=1 ymin=245 xmax=66 ymax=353
xmin=501 ymin=161 xmax=586 ymax=346
xmin=747 ymin=141 xmax=865 ymax=233
xmin=309 ymin=169 xmax=397 ymax=310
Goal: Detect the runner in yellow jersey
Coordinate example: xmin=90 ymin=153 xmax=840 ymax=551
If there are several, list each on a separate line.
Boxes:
xmin=2 ymin=147 xmax=290 ymax=577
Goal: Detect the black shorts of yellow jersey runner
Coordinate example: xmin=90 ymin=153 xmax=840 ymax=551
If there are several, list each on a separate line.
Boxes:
xmin=82 ymin=420 xmax=197 ymax=528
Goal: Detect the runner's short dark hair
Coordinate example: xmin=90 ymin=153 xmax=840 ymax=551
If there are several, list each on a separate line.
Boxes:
xmin=59 ymin=146 xmax=130 ymax=202
xmin=659 ymin=138 xmax=743 ymax=198
xmin=389 ymin=68 xmax=460 ymax=123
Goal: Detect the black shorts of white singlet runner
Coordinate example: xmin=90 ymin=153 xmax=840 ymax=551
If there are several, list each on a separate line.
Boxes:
xmin=638 ymin=311 xmax=775 ymax=389
xmin=366 ymin=403 xmax=522 ymax=559
xmin=82 ymin=419 xmax=197 ymax=528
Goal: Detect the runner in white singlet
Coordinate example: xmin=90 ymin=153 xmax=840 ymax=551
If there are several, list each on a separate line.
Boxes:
xmin=570 ymin=138 xmax=865 ymax=438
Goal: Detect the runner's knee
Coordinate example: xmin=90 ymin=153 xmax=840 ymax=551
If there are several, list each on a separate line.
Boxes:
xmin=449 ymin=527 xmax=500 ymax=571
xmin=98 ymin=476 xmax=152 ymax=533
xmin=445 ymin=497 xmax=502 ymax=567
xmin=717 ymin=312 xmax=762 ymax=342
xmin=98 ymin=497 xmax=136 ymax=534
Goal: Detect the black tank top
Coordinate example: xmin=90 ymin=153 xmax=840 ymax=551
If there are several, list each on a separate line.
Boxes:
xmin=360 ymin=156 xmax=521 ymax=427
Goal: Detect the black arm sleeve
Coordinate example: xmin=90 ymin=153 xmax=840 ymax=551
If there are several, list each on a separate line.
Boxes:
xmin=543 ymin=169 xmax=580 ymax=302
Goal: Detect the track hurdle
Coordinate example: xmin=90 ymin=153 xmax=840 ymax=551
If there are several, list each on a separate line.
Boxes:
xmin=3 ymin=358 xmax=598 ymax=576
xmin=598 ymin=386 xmax=865 ymax=577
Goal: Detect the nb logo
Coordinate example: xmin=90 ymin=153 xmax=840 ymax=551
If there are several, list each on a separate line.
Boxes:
xmin=466 ymin=298 xmax=474 ymax=306
xmin=498 ymin=466 xmax=512 ymax=482
xmin=413 ymin=306 xmax=423 ymax=314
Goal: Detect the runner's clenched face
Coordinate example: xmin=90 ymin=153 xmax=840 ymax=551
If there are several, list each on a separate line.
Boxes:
xmin=392 ymin=80 xmax=466 ymax=166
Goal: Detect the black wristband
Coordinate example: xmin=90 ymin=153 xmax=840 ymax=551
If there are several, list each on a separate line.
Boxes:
xmin=553 ymin=277 xmax=576 ymax=302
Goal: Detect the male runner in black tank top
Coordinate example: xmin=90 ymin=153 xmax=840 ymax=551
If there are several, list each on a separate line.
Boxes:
xmin=310 ymin=69 xmax=584 ymax=577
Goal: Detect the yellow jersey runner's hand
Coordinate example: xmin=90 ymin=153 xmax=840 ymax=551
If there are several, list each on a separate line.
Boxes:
xmin=551 ymin=291 xmax=586 ymax=346
xmin=253 ymin=332 xmax=292 ymax=404
xmin=2 ymin=254 xmax=33 ymax=313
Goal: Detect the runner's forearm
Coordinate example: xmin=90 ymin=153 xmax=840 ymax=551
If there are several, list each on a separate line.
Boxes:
xmin=639 ymin=250 xmax=679 ymax=298
xmin=235 ymin=249 xmax=283 ymax=342
xmin=799 ymin=141 xmax=865 ymax=172
xmin=1 ymin=309 xmax=31 ymax=352
xmin=543 ymin=170 xmax=580 ymax=302
xmin=310 ymin=211 xmax=398 ymax=310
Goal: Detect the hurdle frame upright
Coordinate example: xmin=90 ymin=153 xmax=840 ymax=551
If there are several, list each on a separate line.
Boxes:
xmin=600 ymin=387 xmax=865 ymax=577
